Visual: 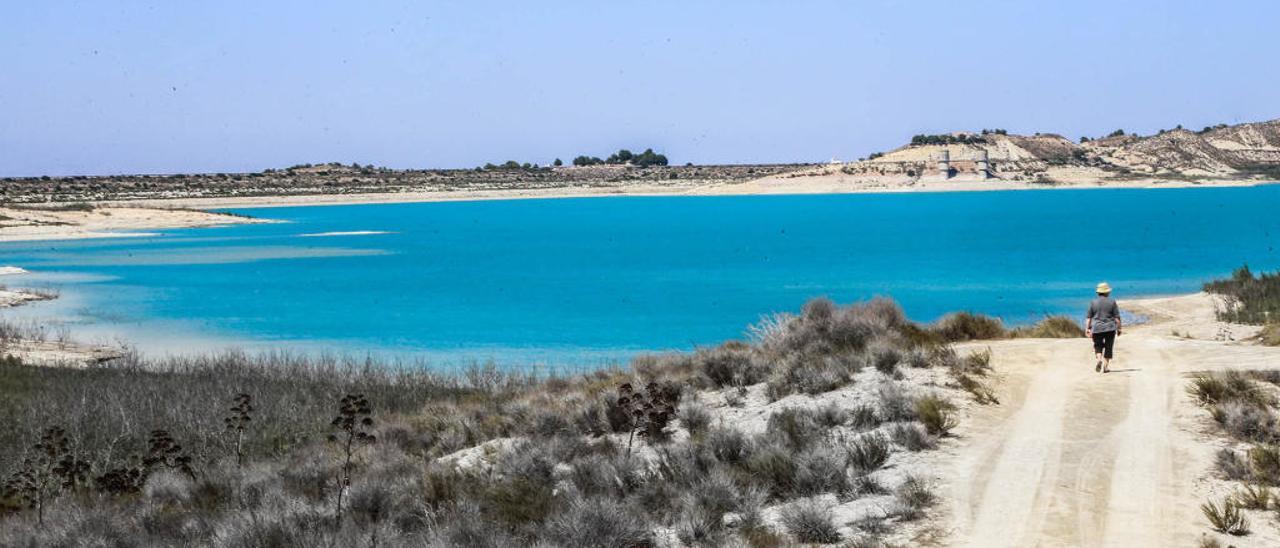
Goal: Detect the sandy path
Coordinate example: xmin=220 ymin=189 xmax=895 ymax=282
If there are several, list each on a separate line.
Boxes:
xmin=944 ymin=296 xmax=1277 ymax=547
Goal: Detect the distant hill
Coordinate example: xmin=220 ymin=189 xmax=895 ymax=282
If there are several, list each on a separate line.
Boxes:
xmin=4 ymin=119 xmax=1278 ymax=204
xmin=825 ymin=119 xmax=1280 ymax=185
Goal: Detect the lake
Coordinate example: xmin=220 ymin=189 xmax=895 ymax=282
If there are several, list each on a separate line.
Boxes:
xmin=3 ymin=186 xmax=1278 ymax=368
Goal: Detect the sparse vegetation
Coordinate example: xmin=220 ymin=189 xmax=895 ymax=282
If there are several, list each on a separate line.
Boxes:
xmin=0 ymin=297 xmax=978 ymax=544
xmin=1195 ymin=365 xmax=1280 ymax=539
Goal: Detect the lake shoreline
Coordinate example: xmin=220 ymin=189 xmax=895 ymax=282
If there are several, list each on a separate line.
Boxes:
xmin=111 ymin=176 xmax=1274 ymax=210
xmin=1 ymin=178 xmax=1272 ymax=243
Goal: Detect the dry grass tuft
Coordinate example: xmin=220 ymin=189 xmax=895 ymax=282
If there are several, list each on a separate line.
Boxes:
xmin=779 ymin=498 xmax=842 ymax=544
xmin=844 ymin=433 xmax=891 ymax=474
xmin=1201 ymin=497 xmax=1250 ymax=535
xmin=1230 ymin=483 xmax=1272 ymax=510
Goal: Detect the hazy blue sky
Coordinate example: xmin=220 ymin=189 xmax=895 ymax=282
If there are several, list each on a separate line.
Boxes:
xmin=2 ymin=1 xmax=1276 ymax=176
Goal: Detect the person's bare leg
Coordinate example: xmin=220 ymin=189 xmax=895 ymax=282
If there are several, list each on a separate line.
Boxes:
xmin=1095 ymin=351 xmax=1103 ymax=372
xmin=1102 ymin=357 xmax=1111 ymax=373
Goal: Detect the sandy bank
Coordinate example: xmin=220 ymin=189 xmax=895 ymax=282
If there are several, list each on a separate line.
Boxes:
xmin=0 ymin=205 xmax=269 ymax=242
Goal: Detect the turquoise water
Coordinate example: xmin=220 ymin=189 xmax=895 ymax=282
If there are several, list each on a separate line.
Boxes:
xmin=2 ymin=186 xmax=1278 ymax=367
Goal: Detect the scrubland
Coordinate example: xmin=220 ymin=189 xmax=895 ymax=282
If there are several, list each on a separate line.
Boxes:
xmin=0 ymin=297 xmax=1060 ymax=547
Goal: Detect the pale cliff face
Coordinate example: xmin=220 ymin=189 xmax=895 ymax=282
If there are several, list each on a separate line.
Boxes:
xmin=844 ymin=119 xmax=1280 ymax=182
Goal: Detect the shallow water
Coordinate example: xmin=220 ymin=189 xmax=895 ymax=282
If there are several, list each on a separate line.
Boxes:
xmin=3 ymin=186 xmax=1278 ymax=367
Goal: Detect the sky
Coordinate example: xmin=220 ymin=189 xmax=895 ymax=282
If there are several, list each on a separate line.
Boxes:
xmin=1 ymin=0 xmax=1277 ymax=177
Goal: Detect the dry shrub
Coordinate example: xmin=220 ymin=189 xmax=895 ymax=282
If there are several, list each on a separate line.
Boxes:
xmin=696 ymin=342 xmax=769 ymax=388
xmin=765 ymin=407 xmax=828 ymax=451
xmin=954 ymin=372 xmax=1000 ymax=405
xmin=676 ymin=401 xmax=712 ymax=437
xmin=1217 ymin=449 xmax=1253 ymax=481
xmin=703 ymin=428 xmax=751 ymax=465
xmin=766 ymin=351 xmax=860 ymax=399
xmin=543 ymin=496 xmax=653 ymax=548
xmin=889 ymin=423 xmax=936 ymax=452
xmin=1248 ymin=445 xmax=1280 ymax=485
xmin=1211 ymin=402 xmax=1280 ymax=443
xmin=877 ymin=384 xmax=916 ymax=422
xmin=1259 ymin=324 xmax=1280 ymax=346
xmin=779 ymin=498 xmax=841 ymax=544
xmin=932 ymin=312 xmax=1006 ymax=342
xmin=845 ymin=434 xmax=890 ymax=474
xmin=792 ymin=446 xmax=849 ymax=496
xmin=1230 ymin=483 xmax=1272 ymax=510
xmin=1188 ymin=371 xmax=1270 ymax=407
xmin=848 ymin=405 xmax=883 ymax=431
xmin=894 ymin=474 xmax=937 ymax=521
xmin=741 ymin=442 xmax=799 ymax=499
xmin=1010 ymin=316 xmax=1085 ymax=338
xmin=915 ymin=395 xmax=958 ymax=436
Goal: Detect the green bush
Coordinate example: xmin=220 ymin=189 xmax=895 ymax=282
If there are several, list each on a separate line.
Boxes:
xmin=1204 ymin=266 xmax=1280 ymax=325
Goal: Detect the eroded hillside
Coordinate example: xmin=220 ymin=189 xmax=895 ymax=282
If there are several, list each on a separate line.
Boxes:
xmin=791 ymin=119 xmax=1280 ymax=187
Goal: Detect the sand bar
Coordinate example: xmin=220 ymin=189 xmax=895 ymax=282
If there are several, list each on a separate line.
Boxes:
xmin=0 ymin=205 xmax=269 ymax=243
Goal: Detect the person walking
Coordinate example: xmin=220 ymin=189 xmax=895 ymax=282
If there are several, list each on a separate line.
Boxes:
xmin=1085 ymin=282 xmax=1122 ymax=373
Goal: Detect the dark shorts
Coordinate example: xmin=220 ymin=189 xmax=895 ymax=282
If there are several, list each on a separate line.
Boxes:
xmin=1092 ymin=330 xmax=1116 ymax=359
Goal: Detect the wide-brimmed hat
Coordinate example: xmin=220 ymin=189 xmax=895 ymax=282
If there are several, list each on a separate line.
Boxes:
xmin=1096 ymin=282 xmax=1112 ymax=294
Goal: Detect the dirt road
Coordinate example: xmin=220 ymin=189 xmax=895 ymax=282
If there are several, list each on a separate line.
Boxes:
xmin=942 ymin=294 xmax=1277 ymax=547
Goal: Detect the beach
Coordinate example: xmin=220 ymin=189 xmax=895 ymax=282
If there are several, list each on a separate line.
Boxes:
xmin=0 ymin=204 xmax=270 ymax=242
